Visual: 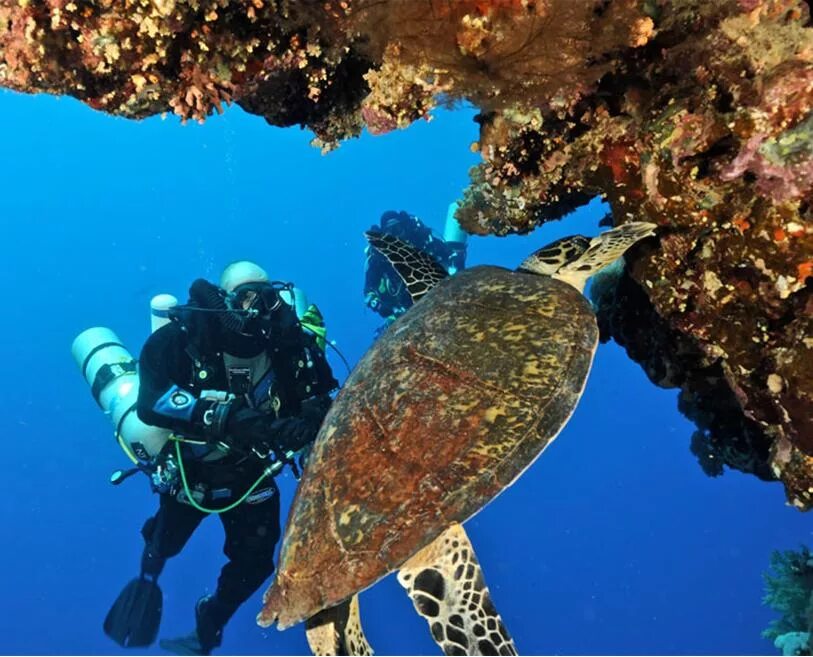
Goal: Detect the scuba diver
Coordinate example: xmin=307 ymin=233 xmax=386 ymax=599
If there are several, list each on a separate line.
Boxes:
xmin=102 ymin=261 xmax=338 ymax=656
xmin=363 ymin=203 xmax=468 ymax=332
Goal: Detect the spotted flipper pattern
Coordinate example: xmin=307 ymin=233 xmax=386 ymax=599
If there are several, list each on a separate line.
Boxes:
xmin=365 ymin=231 xmax=449 ymax=304
xmin=305 ymin=595 xmax=373 ymax=656
xmin=397 ymin=523 xmax=517 ymax=656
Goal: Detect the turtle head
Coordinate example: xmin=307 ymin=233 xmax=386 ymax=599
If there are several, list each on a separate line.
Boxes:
xmin=517 ymin=235 xmax=592 ymax=277
xmin=517 ymin=222 xmax=657 ymax=292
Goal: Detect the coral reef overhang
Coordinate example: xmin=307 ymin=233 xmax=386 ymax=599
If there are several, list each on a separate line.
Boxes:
xmin=2 ymin=0 xmax=811 ymax=508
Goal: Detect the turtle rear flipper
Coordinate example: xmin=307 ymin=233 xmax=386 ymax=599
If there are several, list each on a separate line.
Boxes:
xmin=397 ymin=523 xmax=517 ymax=657
xmin=305 ymin=595 xmax=373 ymax=656
xmin=365 ymin=231 xmax=449 ymax=304
xmin=556 ymin=221 xmax=657 ymax=291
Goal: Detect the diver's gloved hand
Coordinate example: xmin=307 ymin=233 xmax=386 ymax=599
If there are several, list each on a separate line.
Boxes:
xmin=264 ymin=417 xmax=317 ymax=455
xmin=220 ymin=402 xmax=285 ymax=457
xmin=195 ymin=396 xmax=240 ymax=440
xmin=226 ymin=407 xmax=317 ymax=459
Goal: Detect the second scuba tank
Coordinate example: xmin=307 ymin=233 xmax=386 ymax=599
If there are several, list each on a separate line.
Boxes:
xmin=443 ymin=201 xmax=468 ymax=244
xmin=150 ymin=294 xmax=178 ymax=333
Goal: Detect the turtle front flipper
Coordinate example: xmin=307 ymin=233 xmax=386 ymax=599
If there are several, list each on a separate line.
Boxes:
xmin=305 ymin=595 xmax=373 ymax=656
xmin=365 ymin=231 xmax=450 ymax=304
xmin=397 ymin=523 xmax=517 ymax=657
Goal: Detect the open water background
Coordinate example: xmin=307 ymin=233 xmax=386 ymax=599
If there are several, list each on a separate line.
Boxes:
xmin=0 ymin=91 xmax=808 ymax=655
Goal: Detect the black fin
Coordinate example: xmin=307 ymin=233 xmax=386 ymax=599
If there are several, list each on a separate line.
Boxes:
xmin=104 ymin=577 xmax=163 ymax=648
xmin=365 ymin=231 xmax=450 ymax=304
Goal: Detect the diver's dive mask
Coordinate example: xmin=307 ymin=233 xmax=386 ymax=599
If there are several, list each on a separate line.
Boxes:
xmin=226 ymin=281 xmax=291 ymax=338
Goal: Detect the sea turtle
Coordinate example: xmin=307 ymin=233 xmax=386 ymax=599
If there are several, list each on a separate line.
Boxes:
xmin=259 ymin=221 xmax=658 ymax=655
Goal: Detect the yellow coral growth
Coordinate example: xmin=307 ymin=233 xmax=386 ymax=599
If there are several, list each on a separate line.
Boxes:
xmin=351 ymin=0 xmax=655 ymax=115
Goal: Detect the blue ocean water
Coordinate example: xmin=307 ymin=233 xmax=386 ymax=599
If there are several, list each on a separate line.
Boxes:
xmin=0 ymin=90 xmax=808 ymax=656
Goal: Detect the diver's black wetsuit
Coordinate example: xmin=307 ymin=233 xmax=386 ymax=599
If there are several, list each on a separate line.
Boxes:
xmin=135 ymin=298 xmax=337 ymax=650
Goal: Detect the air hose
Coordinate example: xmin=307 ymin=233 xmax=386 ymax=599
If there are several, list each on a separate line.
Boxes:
xmin=188 ymin=278 xmax=246 ymax=334
xmin=173 ymin=439 xmax=282 ymax=515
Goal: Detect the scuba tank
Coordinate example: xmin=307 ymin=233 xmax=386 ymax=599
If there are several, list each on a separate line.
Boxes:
xmin=72 ymin=295 xmax=177 ymax=483
xmin=72 ymin=294 xmax=178 ymax=464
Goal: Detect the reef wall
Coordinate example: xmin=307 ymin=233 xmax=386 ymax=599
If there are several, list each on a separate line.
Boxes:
xmin=1 ymin=0 xmax=811 ymax=507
